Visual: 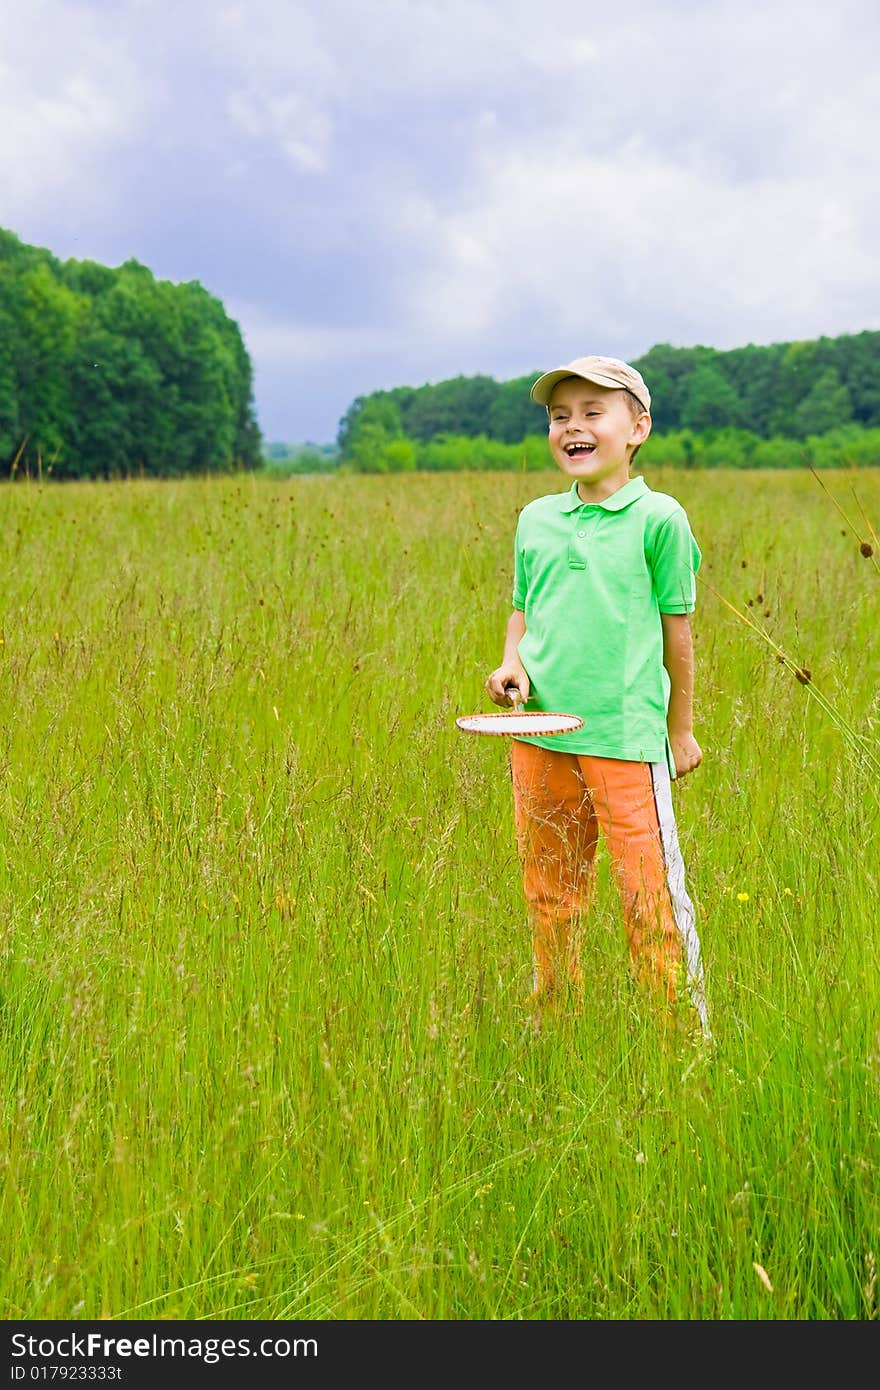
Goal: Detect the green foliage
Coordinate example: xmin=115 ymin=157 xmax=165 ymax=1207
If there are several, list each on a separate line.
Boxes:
xmin=0 ymin=226 xmax=262 ymax=478
xmin=792 ymin=368 xmax=853 ymax=438
xmin=632 ymin=343 xmax=709 ymax=433
xmin=805 ymin=425 xmax=880 ymax=469
xmin=337 ymin=330 xmax=880 ymax=468
xmin=261 ymin=441 xmax=340 ymax=476
xmin=377 ymin=437 xmax=418 ymax=472
xmin=681 ymin=365 xmax=745 ymax=432
xmin=742 ymin=435 xmax=806 ymax=470
xmin=395 ymin=373 xmax=498 ymax=439
xmin=361 ymin=424 xmax=880 ymax=473
xmin=338 ymin=394 xmax=409 ymax=471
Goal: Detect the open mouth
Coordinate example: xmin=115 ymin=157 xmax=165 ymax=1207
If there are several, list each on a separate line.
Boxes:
xmin=564 ymin=443 xmax=596 ymax=457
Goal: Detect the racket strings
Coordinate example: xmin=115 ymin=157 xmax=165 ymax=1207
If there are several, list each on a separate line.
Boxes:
xmin=456 ymin=712 xmax=583 ymax=736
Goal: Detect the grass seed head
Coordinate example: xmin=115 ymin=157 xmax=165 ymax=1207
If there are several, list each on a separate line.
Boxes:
xmin=753 ymin=1262 xmax=774 ymax=1294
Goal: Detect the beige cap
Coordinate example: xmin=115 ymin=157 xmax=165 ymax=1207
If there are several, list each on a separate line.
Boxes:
xmin=530 ymin=355 xmax=651 ymax=412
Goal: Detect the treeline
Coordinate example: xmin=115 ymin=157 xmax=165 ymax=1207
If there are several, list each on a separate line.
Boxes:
xmin=331 ymin=424 xmax=880 ymax=474
xmin=0 ymin=227 xmax=262 ymax=478
xmin=337 ymin=330 xmax=880 ymax=470
xmin=262 ymin=440 xmax=339 ymax=475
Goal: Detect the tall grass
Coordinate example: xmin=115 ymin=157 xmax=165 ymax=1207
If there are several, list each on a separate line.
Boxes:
xmin=0 ymin=467 xmax=877 ymax=1320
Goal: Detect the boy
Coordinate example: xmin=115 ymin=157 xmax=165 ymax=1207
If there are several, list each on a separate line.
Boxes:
xmin=485 ymin=355 xmax=710 ymax=1037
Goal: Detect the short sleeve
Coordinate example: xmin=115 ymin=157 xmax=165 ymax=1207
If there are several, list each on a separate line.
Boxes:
xmin=650 ymin=509 xmax=701 ymax=613
xmin=512 ymin=516 xmax=527 ymax=609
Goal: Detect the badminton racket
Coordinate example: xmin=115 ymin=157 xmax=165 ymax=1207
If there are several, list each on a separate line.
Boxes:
xmin=456 ymin=686 xmax=584 ymax=737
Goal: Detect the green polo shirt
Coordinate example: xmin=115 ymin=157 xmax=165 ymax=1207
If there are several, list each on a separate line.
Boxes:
xmin=511 ymin=475 xmax=701 ymax=774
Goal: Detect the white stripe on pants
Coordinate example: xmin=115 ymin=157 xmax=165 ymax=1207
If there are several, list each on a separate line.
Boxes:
xmin=650 ymin=761 xmax=711 ymax=1037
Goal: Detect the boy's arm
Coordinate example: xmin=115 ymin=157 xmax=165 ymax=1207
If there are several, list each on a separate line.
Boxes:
xmin=486 ymin=609 xmax=530 ymax=707
xmin=661 ymin=611 xmax=702 ymax=778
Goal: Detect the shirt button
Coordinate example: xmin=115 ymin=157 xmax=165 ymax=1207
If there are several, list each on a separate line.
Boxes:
xmin=577 ymin=529 xmax=586 ymax=537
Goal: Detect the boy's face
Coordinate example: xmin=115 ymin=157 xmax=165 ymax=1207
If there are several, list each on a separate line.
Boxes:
xmin=547 ymin=377 xmax=651 ymax=495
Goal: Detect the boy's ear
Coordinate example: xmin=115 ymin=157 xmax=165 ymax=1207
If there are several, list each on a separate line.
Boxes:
xmin=632 ymin=411 xmax=652 ymax=446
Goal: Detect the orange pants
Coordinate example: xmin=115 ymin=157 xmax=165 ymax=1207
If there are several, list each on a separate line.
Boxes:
xmin=509 ymin=739 xmax=708 ymax=1029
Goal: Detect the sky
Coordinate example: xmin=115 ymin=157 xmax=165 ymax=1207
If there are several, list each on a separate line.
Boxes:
xmin=2 ymin=0 xmax=879 ymax=446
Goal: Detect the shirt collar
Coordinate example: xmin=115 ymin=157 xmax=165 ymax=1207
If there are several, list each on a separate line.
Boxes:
xmin=559 ymin=475 xmax=649 ymax=513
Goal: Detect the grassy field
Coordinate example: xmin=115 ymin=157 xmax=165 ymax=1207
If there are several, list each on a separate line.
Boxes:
xmin=0 ymin=465 xmax=878 ymax=1321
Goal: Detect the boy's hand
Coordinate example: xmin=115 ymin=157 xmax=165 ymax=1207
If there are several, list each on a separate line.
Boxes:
xmin=669 ymin=731 xmax=702 ymax=778
xmin=486 ymin=663 xmax=530 ymax=708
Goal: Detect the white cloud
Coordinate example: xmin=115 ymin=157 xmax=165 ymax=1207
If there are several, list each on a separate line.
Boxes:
xmin=0 ymin=12 xmax=147 ymax=211
xmin=227 ymin=90 xmax=333 ymax=173
xmin=230 ymin=301 xmax=392 ymax=367
xmin=401 ymin=131 xmax=879 ymax=357
xmin=1 ymin=0 xmax=879 ymax=440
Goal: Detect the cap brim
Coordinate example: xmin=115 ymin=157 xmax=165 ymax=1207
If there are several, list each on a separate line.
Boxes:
xmin=530 ymin=367 xmax=643 ymax=406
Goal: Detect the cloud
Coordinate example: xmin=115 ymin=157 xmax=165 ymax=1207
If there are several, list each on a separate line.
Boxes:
xmin=1 ymin=0 xmax=878 ymax=442
xmin=231 ymin=301 xmax=392 ymax=370
xmin=0 ymin=6 xmax=148 ymax=211
xmin=227 ymin=89 xmax=333 ymax=174
xmin=402 ymin=134 xmax=879 ymax=358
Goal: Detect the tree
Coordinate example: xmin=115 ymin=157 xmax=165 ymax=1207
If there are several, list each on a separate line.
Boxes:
xmin=681 ymin=365 xmax=745 ymax=431
xmin=0 ymin=304 xmax=20 ymax=461
xmin=333 ymin=329 xmax=880 ymax=463
xmin=634 ymin=343 xmax=710 ymax=433
xmin=791 ymin=368 xmax=853 ymax=439
xmin=338 ymin=395 xmax=405 ymax=471
xmin=0 ymin=225 xmax=262 ymax=477
xmin=378 ymin=437 xmax=417 ymax=472
xmin=724 ymin=342 xmax=784 ymax=437
xmin=489 ymin=376 xmax=548 ymax=442
xmin=14 ymin=262 xmax=88 ymax=467
xmin=835 ymin=331 xmax=880 ymax=427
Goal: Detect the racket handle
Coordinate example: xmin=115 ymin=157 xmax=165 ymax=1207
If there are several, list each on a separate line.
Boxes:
xmin=504 ymin=683 xmax=524 ymax=708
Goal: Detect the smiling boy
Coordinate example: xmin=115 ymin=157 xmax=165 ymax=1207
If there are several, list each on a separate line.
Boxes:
xmin=485 ymin=355 xmax=710 ymax=1035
